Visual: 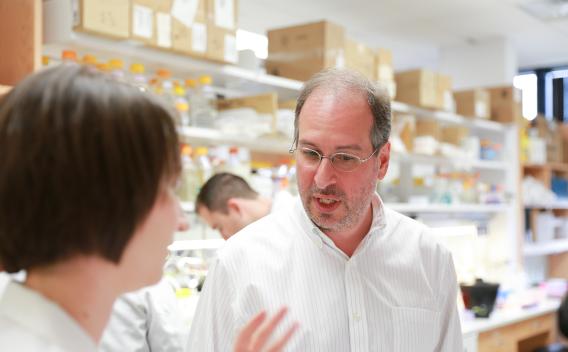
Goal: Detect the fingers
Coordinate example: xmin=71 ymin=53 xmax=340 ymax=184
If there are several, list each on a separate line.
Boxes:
xmin=234 ymin=310 xmax=267 ymax=351
xmin=250 ymin=307 xmax=289 ymax=351
xmin=234 ymin=307 xmax=299 ymax=352
xmin=267 ymin=321 xmax=299 ymax=352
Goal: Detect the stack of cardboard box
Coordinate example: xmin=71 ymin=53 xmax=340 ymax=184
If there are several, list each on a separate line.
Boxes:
xmin=74 ymin=0 xmax=238 ymax=65
xmin=266 ymin=20 xmax=395 ymax=87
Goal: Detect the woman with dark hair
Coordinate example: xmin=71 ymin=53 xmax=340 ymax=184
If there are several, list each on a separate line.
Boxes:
xmin=0 ymin=65 xmax=296 ymax=351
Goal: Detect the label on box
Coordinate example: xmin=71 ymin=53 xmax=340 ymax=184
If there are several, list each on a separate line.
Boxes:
xmin=224 ymin=34 xmax=237 ymax=63
xmin=72 ymin=0 xmax=80 ymax=26
xmin=378 ymin=65 xmax=394 ymax=81
xmin=192 ymin=22 xmax=206 ymax=53
xmin=335 ymin=49 xmax=345 ymax=69
xmin=133 ymin=5 xmax=153 ymax=39
xmin=156 ymin=12 xmax=172 ymax=48
xmin=444 ymin=91 xmax=453 ymax=111
xmin=171 ymin=0 xmax=199 ymax=28
xmin=475 ymin=101 xmax=488 ymax=119
xmin=214 ymin=0 xmax=235 ymax=30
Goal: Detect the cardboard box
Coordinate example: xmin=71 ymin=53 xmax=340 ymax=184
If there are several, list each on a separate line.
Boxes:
xmin=266 ymin=21 xmax=345 ymax=82
xmin=375 ymin=48 xmax=393 ymax=81
xmin=395 ymin=69 xmax=438 ymax=109
xmin=561 ymin=124 xmax=568 ymax=164
xmin=488 ymin=86 xmax=522 ymax=123
xmin=278 ymin=99 xmax=297 ymax=110
xmin=206 ymin=0 xmax=238 ymax=31
xmin=171 ymin=0 xmax=208 ymax=57
xmin=75 ymin=0 xmax=130 ymax=39
xmin=437 ymin=74 xmax=453 ymax=111
xmin=454 ymin=89 xmax=491 ymax=119
xmin=535 ymin=117 xmax=564 ymax=163
xmin=206 ymin=25 xmax=237 ymax=64
xmin=415 ymin=119 xmax=440 ymax=140
xmin=441 ymin=126 xmax=469 ymax=146
xmin=344 ymin=39 xmax=375 ymax=80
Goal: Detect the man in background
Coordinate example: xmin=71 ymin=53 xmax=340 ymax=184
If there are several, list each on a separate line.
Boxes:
xmin=196 ymin=172 xmax=294 ymax=239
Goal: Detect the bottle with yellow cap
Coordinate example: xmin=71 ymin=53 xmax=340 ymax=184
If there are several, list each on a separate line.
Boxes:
xmin=82 ymin=54 xmax=98 ymax=67
xmin=41 ymin=55 xmax=60 ymax=69
xmin=152 ymin=68 xmax=176 ymax=108
xmin=190 ymin=75 xmax=218 ymax=128
xmin=128 ymin=63 xmax=148 ymax=92
xmin=108 ymin=59 xmax=126 ymax=82
xmin=174 ymin=84 xmax=190 ymax=127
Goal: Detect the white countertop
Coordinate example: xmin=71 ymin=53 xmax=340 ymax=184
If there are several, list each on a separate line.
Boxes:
xmin=461 ymin=299 xmax=561 ymax=336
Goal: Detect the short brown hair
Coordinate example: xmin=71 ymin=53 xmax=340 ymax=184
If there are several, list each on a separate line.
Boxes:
xmin=293 ymin=68 xmax=391 ymax=150
xmin=0 ymin=65 xmax=180 ymax=273
xmin=196 ymin=173 xmax=258 ymax=214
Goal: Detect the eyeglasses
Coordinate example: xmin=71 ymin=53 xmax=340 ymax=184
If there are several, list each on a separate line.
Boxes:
xmin=289 ymin=146 xmax=379 ymax=172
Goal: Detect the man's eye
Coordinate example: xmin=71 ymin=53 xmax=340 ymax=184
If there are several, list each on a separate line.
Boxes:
xmin=302 ymin=149 xmax=320 ymax=160
xmin=334 ymin=154 xmax=357 ymax=162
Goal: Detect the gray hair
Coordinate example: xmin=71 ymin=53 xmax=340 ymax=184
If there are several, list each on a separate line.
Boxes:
xmin=293 ymin=68 xmax=391 ymax=151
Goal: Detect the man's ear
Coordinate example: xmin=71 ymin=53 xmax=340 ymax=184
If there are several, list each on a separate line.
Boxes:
xmin=377 ymin=141 xmax=391 ymax=180
xmin=226 ymin=198 xmax=242 ymax=215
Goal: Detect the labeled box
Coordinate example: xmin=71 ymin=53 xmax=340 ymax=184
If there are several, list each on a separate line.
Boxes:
xmin=266 ymin=21 xmax=345 ymax=82
xmin=344 ymin=39 xmax=375 ymax=80
xmin=454 ymin=89 xmax=491 ymax=119
xmin=206 ymin=25 xmax=237 ymax=64
xmin=74 ymin=0 xmax=130 ymax=39
xmin=416 ymin=119 xmax=440 ymax=140
xmin=171 ymin=0 xmax=208 ymax=57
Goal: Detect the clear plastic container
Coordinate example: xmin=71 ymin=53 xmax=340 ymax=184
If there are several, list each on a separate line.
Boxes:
xmin=174 ymin=84 xmax=190 ymax=127
xmin=108 ymin=59 xmax=126 ymax=82
xmin=176 ymin=144 xmax=200 ymax=203
xmin=194 ymin=146 xmax=213 ymax=185
xmin=61 ymin=50 xmax=78 ymax=63
xmin=190 ymin=75 xmax=217 ymax=128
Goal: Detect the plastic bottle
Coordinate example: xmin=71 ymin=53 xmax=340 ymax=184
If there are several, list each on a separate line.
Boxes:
xmin=194 ymin=147 xmax=213 ymax=185
xmin=191 ymin=75 xmax=217 ymax=128
xmin=61 ymin=50 xmax=78 ymax=63
xmin=185 ymin=78 xmax=197 ymax=125
xmin=82 ymin=54 xmax=98 ymax=67
xmin=108 ymin=59 xmax=126 ymax=82
xmin=176 ymin=144 xmax=200 ymax=204
xmin=174 ymin=83 xmax=191 ymax=127
xmin=153 ymin=69 xmax=175 ymax=107
xmin=129 ymin=63 xmax=148 ymax=92
xmin=41 ymin=55 xmax=60 ymax=69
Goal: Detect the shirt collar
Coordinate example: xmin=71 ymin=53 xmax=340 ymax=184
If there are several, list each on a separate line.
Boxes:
xmin=0 ymin=279 xmax=98 ymax=352
xmin=295 ymin=192 xmax=388 ymax=251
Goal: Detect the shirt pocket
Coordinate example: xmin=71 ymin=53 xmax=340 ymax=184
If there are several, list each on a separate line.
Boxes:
xmin=392 ymin=306 xmax=441 ymax=352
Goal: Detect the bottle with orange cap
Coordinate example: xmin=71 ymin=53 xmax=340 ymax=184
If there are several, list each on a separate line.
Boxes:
xmin=152 ymin=68 xmax=178 ymax=112
xmin=176 ymin=144 xmax=200 ymax=203
xmin=61 ymin=50 xmax=78 ymax=63
xmin=190 ymin=75 xmax=218 ymax=128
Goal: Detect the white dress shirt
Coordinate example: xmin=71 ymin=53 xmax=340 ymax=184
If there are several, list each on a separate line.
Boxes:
xmin=187 ymin=193 xmax=463 ymax=351
xmin=0 ymin=279 xmax=98 ymax=352
xmin=99 ymin=278 xmax=188 ymax=352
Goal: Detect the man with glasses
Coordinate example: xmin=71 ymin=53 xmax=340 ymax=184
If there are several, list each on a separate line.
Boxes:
xmin=188 ymin=68 xmax=463 ymax=351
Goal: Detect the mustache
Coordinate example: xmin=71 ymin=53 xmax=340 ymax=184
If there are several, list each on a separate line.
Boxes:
xmin=310 ymin=185 xmax=345 ymax=198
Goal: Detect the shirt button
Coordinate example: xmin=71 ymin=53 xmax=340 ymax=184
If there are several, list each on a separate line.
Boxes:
xmin=353 ymin=313 xmax=361 ymax=321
